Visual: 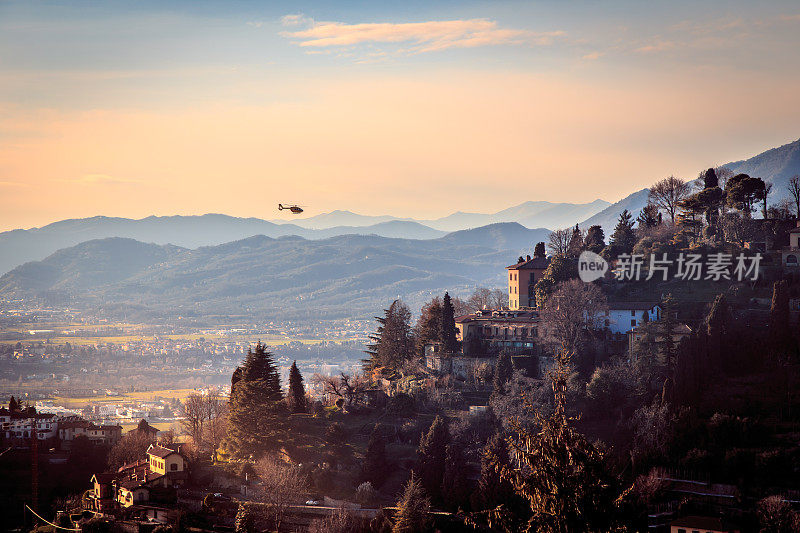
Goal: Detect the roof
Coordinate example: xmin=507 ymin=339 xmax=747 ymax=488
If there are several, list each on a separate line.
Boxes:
xmin=670 ymin=515 xmax=733 ymax=530
xmin=607 ymin=301 xmax=660 ymax=311
xmin=147 ymin=444 xmax=181 ymax=459
xmin=507 ymin=256 xmax=550 ymax=270
xmin=91 ymin=473 xmax=117 ymax=484
xmin=456 ymin=310 xmax=540 ymax=324
xmin=119 ymin=479 xmax=151 ymax=491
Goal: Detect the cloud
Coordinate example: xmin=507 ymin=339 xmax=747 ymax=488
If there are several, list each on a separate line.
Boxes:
xmin=635 ymin=40 xmax=676 ymax=54
xmin=281 ymin=14 xmax=313 ymax=27
xmin=581 ymin=51 xmax=603 ymax=61
xmin=246 ymin=20 xmax=263 ymax=28
xmin=63 ymin=174 xmax=142 ymax=185
xmin=281 ymin=16 xmax=564 ymax=54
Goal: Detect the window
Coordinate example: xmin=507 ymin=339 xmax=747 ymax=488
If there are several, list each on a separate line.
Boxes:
xmin=510 ymin=273 xmax=513 ymax=280
xmin=171 ymin=463 xmax=178 ymax=471
xmin=631 ymin=310 xmax=635 ymax=316
xmin=631 ymin=319 xmax=636 ymax=327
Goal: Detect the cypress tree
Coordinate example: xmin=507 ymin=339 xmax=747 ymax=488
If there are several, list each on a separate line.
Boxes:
xmin=288 ymin=361 xmax=306 ymax=413
xmin=415 ymin=415 xmax=450 ymax=502
xmin=533 ymin=242 xmax=546 ymax=258
xmin=414 ymin=297 xmax=443 ymax=356
xmin=606 ymin=210 xmax=636 ymax=259
xmin=364 ymin=300 xmax=413 ymax=372
xmin=8 ymin=396 xmax=18 ymax=412
xmin=583 ymin=225 xmax=605 ymax=254
xmin=392 ymin=473 xmax=430 ymax=533
xmin=493 ymin=351 xmax=513 ymax=395
xmin=440 ymin=292 xmax=459 ymax=354
xmin=362 ymin=424 xmax=388 ymax=488
xmin=769 ymin=280 xmax=793 ymax=359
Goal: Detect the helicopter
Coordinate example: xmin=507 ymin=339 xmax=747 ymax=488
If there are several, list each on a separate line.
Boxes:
xmin=278 ymin=204 xmax=304 ymax=214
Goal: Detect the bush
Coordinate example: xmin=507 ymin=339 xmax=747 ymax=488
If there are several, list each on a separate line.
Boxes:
xmin=325 ymin=422 xmax=347 ymax=445
xmin=386 ymin=393 xmax=416 ymax=416
xmin=355 ymin=481 xmax=379 ymax=506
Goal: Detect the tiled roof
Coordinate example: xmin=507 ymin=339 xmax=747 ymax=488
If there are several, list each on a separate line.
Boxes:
xmin=147 ymin=444 xmax=179 ymax=459
xmin=507 ymin=256 xmax=550 ymax=270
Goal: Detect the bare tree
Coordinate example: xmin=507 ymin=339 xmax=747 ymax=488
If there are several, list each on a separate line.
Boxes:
xmin=789 ymin=175 xmax=800 ymax=218
xmin=489 ymin=288 xmax=506 ymax=310
xmin=548 ymin=228 xmax=572 ymax=256
xmin=539 ymin=279 xmax=608 ymax=354
xmin=254 ymin=456 xmax=308 ymax=531
xmin=311 ymin=372 xmax=370 ymax=408
xmin=467 ymin=287 xmax=493 ymax=311
xmin=762 ymin=182 xmax=773 ymax=219
xmin=181 ymin=390 xmax=226 ymax=449
xmin=714 ymin=166 xmax=734 ymax=190
xmin=450 ymin=295 xmax=470 ymax=317
xmin=648 ymin=176 xmax=691 ymax=224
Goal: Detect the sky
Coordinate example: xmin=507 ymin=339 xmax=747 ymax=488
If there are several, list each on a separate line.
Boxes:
xmin=2 ymin=0 xmax=800 ymax=231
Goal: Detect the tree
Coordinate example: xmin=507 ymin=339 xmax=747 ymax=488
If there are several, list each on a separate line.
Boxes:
xmin=533 ymin=255 xmax=578 ymax=308
xmin=762 ymin=182 xmax=773 ymax=219
xmin=312 ymin=372 xmax=369 ymax=408
xmin=467 ymin=288 xmax=492 ymax=311
xmin=473 ymin=432 xmax=515 ymax=511
xmin=226 ymin=343 xmax=285 ymax=459
xmin=533 ymin=242 xmax=546 ymax=258
xmin=440 ymin=292 xmax=459 ymax=354
xmin=8 ymin=396 xmax=18 ymax=412
xmin=605 ymin=209 xmax=637 ymax=259
xmin=702 ymin=167 xmax=718 ymax=189
xmin=539 ymin=279 xmax=608 ymax=355
xmin=567 ymin=224 xmax=585 ymax=258
xmin=648 ymin=176 xmax=691 ymax=224
xmin=415 ymin=415 xmax=450 ymax=502
xmin=254 ymin=456 xmax=307 ymax=531
xmin=661 ymin=294 xmax=677 ymax=377
xmin=362 ymin=425 xmax=388 ymax=488
xmin=493 ymin=351 xmax=513 ymax=395
xmin=182 ymin=392 xmax=224 ymax=448
xmin=548 ymin=228 xmax=572 ymax=256
xmin=725 ymin=173 xmax=765 ymax=217
xmin=108 ymin=430 xmax=154 ymax=469
xmin=414 ymin=296 xmax=442 ymax=355
xmin=757 ymin=495 xmax=799 ymax=533
xmin=234 ymin=503 xmax=255 ymax=533
xmin=769 ymin=280 xmax=793 ymax=359
xmin=636 ymin=204 xmax=661 ymax=229
xmin=393 ymin=474 xmax=431 ymax=533
xmin=441 ymin=444 xmax=470 ymax=511
xmin=788 ymin=175 xmax=800 ymax=218
xmin=501 ymin=348 xmax=618 ymax=532
xmin=583 ymin=225 xmax=605 ymax=254
xmin=364 ymin=300 xmax=413 ymax=372
xmin=287 ymin=361 xmax=306 ymax=413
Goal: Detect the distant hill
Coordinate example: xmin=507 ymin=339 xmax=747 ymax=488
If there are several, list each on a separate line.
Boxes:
xmin=724 ymin=137 xmax=800 ymax=197
xmin=0 ymin=214 xmax=445 ymax=275
xmin=272 ymin=199 xmax=611 ymax=232
xmin=579 ymin=189 xmax=651 ymax=235
xmin=0 ymin=224 xmax=550 ymax=321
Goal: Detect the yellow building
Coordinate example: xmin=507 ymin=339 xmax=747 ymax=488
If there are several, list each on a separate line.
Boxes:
xmin=147 ymin=444 xmax=186 ymax=476
xmin=506 ymin=254 xmax=550 ymax=310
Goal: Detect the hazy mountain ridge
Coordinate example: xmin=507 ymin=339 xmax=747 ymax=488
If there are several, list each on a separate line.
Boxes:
xmin=0 ymin=224 xmax=551 ymax=321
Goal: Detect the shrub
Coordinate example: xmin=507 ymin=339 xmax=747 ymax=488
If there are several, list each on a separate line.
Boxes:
xmin=325 ymin=422 xmax=347 ymax=445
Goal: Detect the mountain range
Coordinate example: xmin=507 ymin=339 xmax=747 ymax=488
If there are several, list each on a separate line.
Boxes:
xmin=0 ymin=224 xmax=551 ymax=321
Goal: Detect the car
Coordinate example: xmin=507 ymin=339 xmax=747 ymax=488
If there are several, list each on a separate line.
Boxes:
xmin=304 ymin=499 xmax=322 ymax=506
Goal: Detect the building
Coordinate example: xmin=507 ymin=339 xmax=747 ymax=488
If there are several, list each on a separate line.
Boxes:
xmin=506 ymin=254 xmax=551 ymax=310
xmin=604 ymin=302 xmax=662 ymax=334
xmin=670 ymin=516 xmax=740 ymax=533
xmin=781 ymin=220 xmax=800 ymax=269
xmin=455 ymin=309 xmax=541 ymax=356
xmin=628 ymin=321 xmax=693 ymax=363
xmin=0 ymin=408 xmax=59 ymax=443
xmin=58 ymin=419 xmax=122 ymax=448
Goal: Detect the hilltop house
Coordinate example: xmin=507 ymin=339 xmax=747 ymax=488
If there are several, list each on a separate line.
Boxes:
xmin=506 ymin=253 xmax=551 ymax=310
xmin=603 ymin=302 xmax=662 ymax=335
xmin=0 ymin=408 xmax=60 ymax=444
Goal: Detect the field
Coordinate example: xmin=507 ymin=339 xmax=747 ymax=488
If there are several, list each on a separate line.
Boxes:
xmin=50 ymin=388 xmax=202 ymax=408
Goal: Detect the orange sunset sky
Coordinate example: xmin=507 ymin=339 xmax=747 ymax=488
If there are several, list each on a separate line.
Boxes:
xmin=2 ymin=1 xmax=800 ymax=231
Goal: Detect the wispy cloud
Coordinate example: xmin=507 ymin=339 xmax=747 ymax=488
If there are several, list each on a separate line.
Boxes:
xmin=581 ymin=51 xmax=603 ymax=61
xmin=61 ymin=174 xmax=142 ymax=185
xmin=280 ymin=16 xmax=564 ymax=54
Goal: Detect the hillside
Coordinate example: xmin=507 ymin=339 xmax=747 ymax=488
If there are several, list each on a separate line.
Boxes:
xmin=725 ymin=137 xmax=800 ymax=195
xmin=0 ymin=224 xmax=550 ymax=321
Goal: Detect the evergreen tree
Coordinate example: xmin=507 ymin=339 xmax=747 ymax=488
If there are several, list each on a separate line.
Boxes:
xmin=534 ymin=255 xmax=578 ymax=308
xmin=583 ymin=225 xmax=605 ymax=254
xmin=493 ymin=351 xmax=513 ymax=395
xmin=415 ymin=415 xmax=450 ymax=502
xmin=226 ymin=343 xmax=285 ymax=459
xmin=636 ymin=204 xmax=661 ymax=229
xmin=8 ymin=396 xmax=18 ymax=412
xmin=473 ymin=432 xmax=515 ymax=511
xmin=362 ymin=424 xmax=388 ymax=488
xmin=234 ymin=503 xmax=255 ymax=533
xmin=605 ymin=209 xmax=636 ymax=260
xmin=287 ymin=361 xmax=306 ymax=413
xmin=414 ymin=297 xmax=443 ymax=355
xmin=441 ymin=444 xmax=470 ymax=511
xmin=364 ymin=300 xmax=413 ymax=372
xmin=769 ymin=280 xmax=794 ymax=359
xmin=440 ymin=292 xmax=459 ymax=354
xmin=501 ymin=348 xmax=617 ymax=532
xmin=392 ymin=473 xmax=431 ymax=533
xmin=703 ymin=167 xmax=718 ymax=189
xmin=533 ymin=242 xmax=546 ymax=258
xmin=566 ymin=224 xmax=584 ymax=258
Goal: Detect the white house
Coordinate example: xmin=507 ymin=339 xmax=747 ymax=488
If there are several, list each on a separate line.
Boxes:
xmin=602 ymin=302 xmax=662 ymax=334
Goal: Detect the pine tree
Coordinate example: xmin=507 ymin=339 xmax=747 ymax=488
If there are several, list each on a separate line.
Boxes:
xmin=501 ymin=348 xmax=617 ymax=532
xmin=288 ymin=361 xmax=306 ymax=412
xmin=392 ymin=473 xmax=430 ymax=533
xmin=413 ymin=297 xmax=442 ymax=356
xmin=440 ymin=292 xmax=459 ymax=354
xmin=769 ymin=280 xmax=793 ymax=360
xmin=473 ymin=432 xmax=515 ymax=511
xmin=362 ymin=424 xmax=388 ymax=488
xmin=364 ymin=300 xmax=413 ymax=372
xmin=8 ymin=396 xmax=18 ymax=412
xmin=234 ymin=503 xmax=254 ymax=533
xmin=493 ymin=351 xmax=513 ymax=395
xmin=415 ymin=415 xmax=450 ymax=502
xmin=533 ymin=242 xmax=546 ymax=258
xmin=606 ymin=209 xmax=636 ymax=259
xmin=583 ymin=225 xmax=605 ymax=254
xmin=441 ymin=444 xmax=470 ymax=511
xmin=226 ymin=343 xmax=285 ymax=459
xmin=566 ymin=224 xmax=583 ymax=258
